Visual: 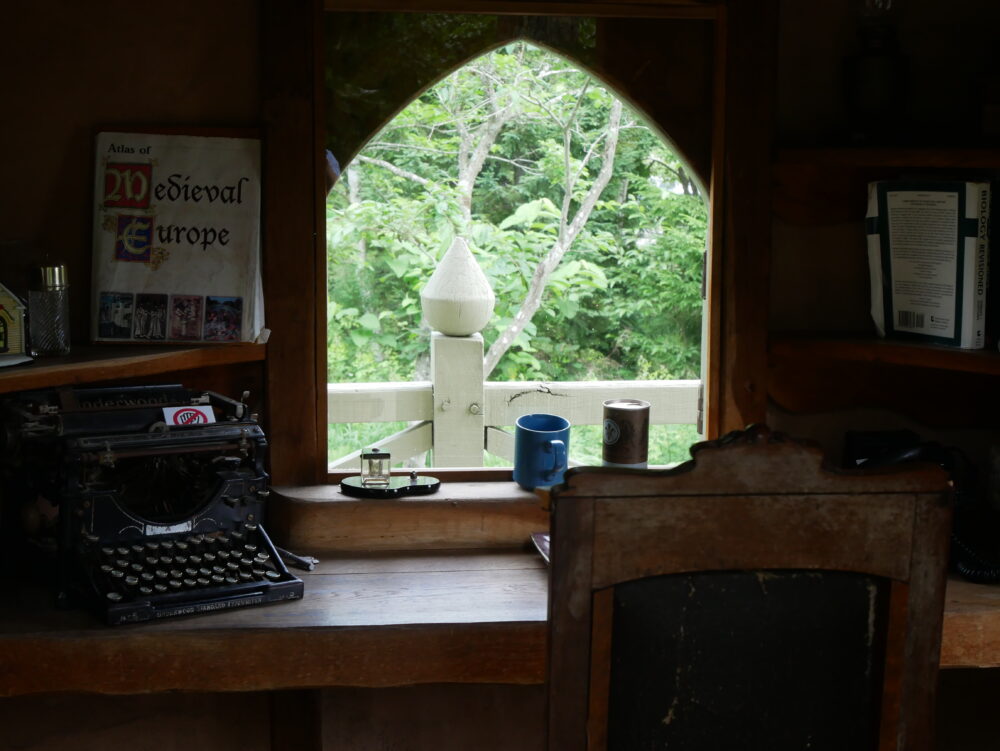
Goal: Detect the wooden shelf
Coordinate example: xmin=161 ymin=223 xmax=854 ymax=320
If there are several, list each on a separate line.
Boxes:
xmin=0 ymin=343 xmax=266 ymax=395
xmin=773 ymin=147 xmax=1000 ymax=225
xmin=770 ymin=334 xmax=1000 ymax=377
xmin=776 ymin=147 xmax=1000 ymax=169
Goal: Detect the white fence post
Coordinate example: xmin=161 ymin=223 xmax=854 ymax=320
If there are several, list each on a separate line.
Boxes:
xmin=430 ymin=332 xmax=486 ymax=466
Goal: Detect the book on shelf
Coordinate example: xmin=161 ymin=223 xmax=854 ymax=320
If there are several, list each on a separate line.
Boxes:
xmin=866 ymin=179 xmax=991 ymax=349
xmin=90 ymin=130 xmax=264 ymax=344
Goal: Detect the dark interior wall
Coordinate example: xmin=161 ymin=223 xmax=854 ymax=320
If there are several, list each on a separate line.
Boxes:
xmin=777 ymin=0 xmax=1000 ymax=148
xmin=321 ymin=684 xmax=546 ymax=751
xmin=771 ymin=7 xmax=1000 ymax=746
xmin=0 ymin=2 xmax=267 ymax=742
xmin=772 ymin=0 xmax=1000 ymax=335
xmin=768 ymin=0 xmax=1000 ymax=437
xmin=0 ymin=692 xmax=271 ymax=751
xmin=0 ymin=0 xmax=260 ymax=345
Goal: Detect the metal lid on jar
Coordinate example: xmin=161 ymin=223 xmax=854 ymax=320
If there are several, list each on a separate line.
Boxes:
xmin=602 ymin=398 xmax=650 ymax=410
xmin=38 ymin=265 xmax=68 ymax=289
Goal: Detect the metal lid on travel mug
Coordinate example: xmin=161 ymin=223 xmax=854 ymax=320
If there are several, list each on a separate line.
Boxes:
xmin=602 ymin=398 xmax=650 ymax=468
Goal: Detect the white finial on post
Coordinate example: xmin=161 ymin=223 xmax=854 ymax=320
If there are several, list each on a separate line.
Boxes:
xmin=421 ymin=237 xmax=493 ymax=466
xmin=420 ymin=237 xmax=495 ymax=336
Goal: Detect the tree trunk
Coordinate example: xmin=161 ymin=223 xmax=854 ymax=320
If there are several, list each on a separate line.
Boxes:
xmin=483 ymin=98 xmax=624 ymax=377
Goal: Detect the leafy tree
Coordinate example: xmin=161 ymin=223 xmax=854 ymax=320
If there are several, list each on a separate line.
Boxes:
xmin=326 ymin=41 xmax=706 ymax=390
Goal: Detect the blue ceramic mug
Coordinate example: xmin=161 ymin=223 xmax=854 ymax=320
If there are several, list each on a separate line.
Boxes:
xmin=513 ymin=413 xmax=570 ymax=490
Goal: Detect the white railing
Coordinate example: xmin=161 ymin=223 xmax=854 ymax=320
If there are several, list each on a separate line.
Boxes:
xmin=328 ymin=333 xmax=700 ymax=470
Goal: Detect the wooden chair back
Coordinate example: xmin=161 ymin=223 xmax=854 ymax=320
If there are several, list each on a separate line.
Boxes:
xmin=546 ymin=427 xmax=952 ymax=750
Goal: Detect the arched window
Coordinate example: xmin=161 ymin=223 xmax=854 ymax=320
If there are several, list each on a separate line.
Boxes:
xmin=320 ymin=8 xmax=721 ymax=474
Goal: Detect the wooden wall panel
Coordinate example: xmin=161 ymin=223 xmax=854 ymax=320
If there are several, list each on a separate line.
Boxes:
xmin=0 ymin=0 xmax=259 ymax=346
xmin=321 ymin=684 xmax=546 ymax=751
xmin=0 ymin=692 xmax=270 ymax=751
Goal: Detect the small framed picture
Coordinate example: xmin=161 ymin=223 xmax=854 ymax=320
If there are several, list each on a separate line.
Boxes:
xmin=98 ymin=292 xmax=134 ymax=339
xmin=204 ymin=296 xmax=243 ymax=342
xmin=134 ymin=293 xmax=168 ymax=340
xmin=169 ymin=295 xmax=204 ymax=340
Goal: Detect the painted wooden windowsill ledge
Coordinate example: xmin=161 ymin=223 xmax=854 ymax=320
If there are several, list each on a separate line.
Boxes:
xmin=268 ymin=479 xmax=549 ymax=553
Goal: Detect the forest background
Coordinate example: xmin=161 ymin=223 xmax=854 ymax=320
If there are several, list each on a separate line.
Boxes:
xmin=325 ymin=42 xmax=706 ymax=466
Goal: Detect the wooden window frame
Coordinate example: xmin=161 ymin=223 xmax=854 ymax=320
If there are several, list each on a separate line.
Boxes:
xmin=261 ymin=0 xmax=774 ymax=488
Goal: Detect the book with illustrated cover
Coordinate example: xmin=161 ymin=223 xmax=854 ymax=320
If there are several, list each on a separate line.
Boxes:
xmin=91 ymin=130 xmax=264 ymax=343
xmin=866 ymin=180 xmax=991 ymax=349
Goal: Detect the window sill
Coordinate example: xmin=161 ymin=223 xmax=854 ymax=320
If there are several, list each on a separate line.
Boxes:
xmin=269 ymin=480 xmax=549 ymax=553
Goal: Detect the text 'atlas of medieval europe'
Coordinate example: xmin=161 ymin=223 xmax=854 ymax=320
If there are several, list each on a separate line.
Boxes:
xmin=91 ymin=132 xmax=263 ymax=344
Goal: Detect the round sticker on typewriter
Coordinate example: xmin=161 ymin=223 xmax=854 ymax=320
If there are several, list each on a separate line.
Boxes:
xmin=171 ymin=407 xmax=210 ymax=425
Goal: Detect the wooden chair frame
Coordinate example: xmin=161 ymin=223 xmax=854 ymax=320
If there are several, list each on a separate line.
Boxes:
xmin=546 ymin=427 xmax=952 ymax=750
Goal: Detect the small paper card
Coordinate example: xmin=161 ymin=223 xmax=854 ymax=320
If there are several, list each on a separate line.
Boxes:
xmin=163 ymin=405 xmax=216 ymax=426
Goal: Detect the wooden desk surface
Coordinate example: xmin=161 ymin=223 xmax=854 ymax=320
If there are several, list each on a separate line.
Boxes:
xmin=0 ymin=551 xmax=996 ymax=697
xmin=0 ymin=551 xmax=548 ymax=697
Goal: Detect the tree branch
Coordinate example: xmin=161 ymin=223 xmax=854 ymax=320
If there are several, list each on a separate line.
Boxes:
xmin=345 ymin=165 xmax=367 ymax=262
xmin=455 ymin=69 xmax=520 ymax=224
xmin=366 ymin=141 xmax=539 ymax=172
xmin=483 ymin=98 xmax=623 ymax=376
xmin=355 ymin=155 xmax=431 ymax=187
xmin=648 ymin=156 xmax=699 ymax=196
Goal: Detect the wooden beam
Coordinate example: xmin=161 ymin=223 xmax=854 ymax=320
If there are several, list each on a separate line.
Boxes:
xmin=328 ymin=420 xmax=433 ymax=469
xmin=261 ymin=0 xmax=326 ymax=485
xmin=702 ymin=3 xmax=725 ymax=439
xmin=485 ymin=425 xmax=515 ymax=463
xmin=312 ymin=0 xmax=330 ymax=487
xmin=431 ymin=333 xmax=486 ymax=467
xmin=324 ymin=0 xmax=720 ymax=20
xmin=714 ymin=0 xmax=776 ymax=433
xmin=484 ymin=379 xmax=700 ymax=426
xmin=328 ymin=381 xmax=433 ymax=423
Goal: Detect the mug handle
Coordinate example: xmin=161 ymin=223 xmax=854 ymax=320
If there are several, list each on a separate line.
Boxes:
xmin=544 ymin=439 xmax=567 ymax=479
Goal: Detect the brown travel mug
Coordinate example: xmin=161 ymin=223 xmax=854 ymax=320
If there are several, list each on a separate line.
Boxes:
xmin=602 ymin=398 xmax=650 ymax=468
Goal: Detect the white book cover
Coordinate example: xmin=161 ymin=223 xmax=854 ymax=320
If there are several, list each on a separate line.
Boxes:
xmin=91 ymin=131 xmax=264 ymax=343
xmin=866 ymin=180 xmax=990 ymax=349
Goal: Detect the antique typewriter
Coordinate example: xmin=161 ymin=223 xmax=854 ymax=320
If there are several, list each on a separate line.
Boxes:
xmin=0 ymin=384 xmax=303 ymax=625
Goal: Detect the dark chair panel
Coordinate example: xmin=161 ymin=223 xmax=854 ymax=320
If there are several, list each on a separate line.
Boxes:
xmin=608 ymin=570 xmax=887 ymax=751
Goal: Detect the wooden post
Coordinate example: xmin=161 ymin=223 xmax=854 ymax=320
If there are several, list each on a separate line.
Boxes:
xmin=431 ymin=332 xmax=485 ymax=466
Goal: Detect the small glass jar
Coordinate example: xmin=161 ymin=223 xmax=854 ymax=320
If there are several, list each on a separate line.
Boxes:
xmin=360 ymin=448 xmax=391 ymax=488
xmin=28 ymin=265 xmax=70 ymax=357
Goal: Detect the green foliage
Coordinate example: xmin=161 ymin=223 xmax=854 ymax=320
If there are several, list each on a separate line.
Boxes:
xmin=327 ymin=42 xmax=707 ymax=459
